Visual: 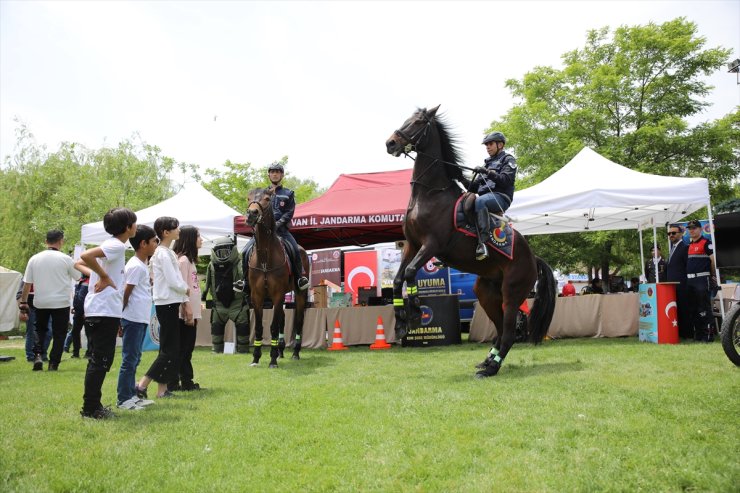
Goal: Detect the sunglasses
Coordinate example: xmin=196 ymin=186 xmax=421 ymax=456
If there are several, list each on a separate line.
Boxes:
xmin=667 ymin=232 xmax=680 ymax=236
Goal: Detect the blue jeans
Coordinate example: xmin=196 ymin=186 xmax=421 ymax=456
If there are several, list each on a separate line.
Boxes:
xmin=117 ymin=319 xmax=147 ymax=404
xmin=475 ymin=192 xmax=511 ymax=214
xmin=25 ymin=308 xmax=51 ymax=361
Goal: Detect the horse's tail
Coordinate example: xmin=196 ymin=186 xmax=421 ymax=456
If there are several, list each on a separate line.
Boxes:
xmin=527 ymin=256 xmax=557 ymax=344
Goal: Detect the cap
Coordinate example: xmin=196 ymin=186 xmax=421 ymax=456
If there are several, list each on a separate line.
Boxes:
xmin=686 ymin=220 xmax=702 ymax=229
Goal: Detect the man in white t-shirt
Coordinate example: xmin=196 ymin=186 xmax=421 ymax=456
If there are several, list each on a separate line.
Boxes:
xmin=116 ymin=225 xmax=158 ymax=410
xmin=78 ymin=208 xmax=138 ymax=420
xmin=20 ymin=230 xmax=85 ymax=371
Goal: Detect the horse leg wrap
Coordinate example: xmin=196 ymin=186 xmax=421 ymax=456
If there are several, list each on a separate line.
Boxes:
xmin=475 ymin=347 xmax=499 ymax=369
xmin=475 ymin=355 xmax=502 ymax=378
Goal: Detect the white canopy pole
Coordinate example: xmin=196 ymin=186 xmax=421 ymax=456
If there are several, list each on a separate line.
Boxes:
xmin=639 ymin=225 xmax=646 ymax=282
xmin=706 ymin=201 xmax=725 ymax=319
xmin=652 ymin=219 xmax=659 ymax=282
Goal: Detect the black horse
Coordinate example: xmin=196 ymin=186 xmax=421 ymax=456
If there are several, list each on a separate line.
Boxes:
xmin=245 ymin=187 xmax=309 ymax=367
xmin=386 ymin=106 xmax=556 ymax=378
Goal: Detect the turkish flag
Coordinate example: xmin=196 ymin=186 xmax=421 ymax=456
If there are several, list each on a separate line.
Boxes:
xmin=656 ymin=283 xmax=679 ymax=344
xmin=343 ymin=251 xmax=378 ymax=305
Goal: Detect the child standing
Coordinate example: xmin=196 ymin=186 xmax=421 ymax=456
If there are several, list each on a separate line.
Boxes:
xmin=78 ymin=208 xmax=137 ymax=419
xmin=136 ymin=217 xmax=189 ymax=399
xmin=116 ymin=225 xmax=159 ymax=410
xmin=169 ymin=225 xmax=204 ymax=391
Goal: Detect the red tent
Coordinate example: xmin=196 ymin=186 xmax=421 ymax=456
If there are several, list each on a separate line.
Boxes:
xmin=234 ymin=169 xmax=412 ymax=249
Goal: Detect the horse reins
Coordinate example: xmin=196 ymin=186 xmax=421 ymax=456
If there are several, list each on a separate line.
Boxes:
xmin=395 ymin=117 xmax=478 ymax=192
xmin=247 ymin=197 xmax=289 ymax=274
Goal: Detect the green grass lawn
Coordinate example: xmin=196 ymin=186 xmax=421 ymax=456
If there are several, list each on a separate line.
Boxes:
xmin=0 ymin=336 xmax=737 ymax=492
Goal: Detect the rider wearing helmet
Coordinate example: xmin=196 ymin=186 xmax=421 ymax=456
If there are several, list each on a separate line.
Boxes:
xmin=266 ymin=162 xmax=309 ymax=290
xmin=470 ymin=131 xmax=517 ymax=260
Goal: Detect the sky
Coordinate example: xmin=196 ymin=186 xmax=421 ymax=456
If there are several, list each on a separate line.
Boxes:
xmin=1 ymin=0 xmax=738 ymax=187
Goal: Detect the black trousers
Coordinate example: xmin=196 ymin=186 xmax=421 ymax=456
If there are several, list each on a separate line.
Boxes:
xmin=169 ymin=319 xmax=197 ymax=388
xmin=687 ymin=278 xmax=713 ymax=341
xmin=145 ymin=303 xmax=181 ymax=384
xmin=82 ymin=316 xmax=119 ymax=413
xmin=35 ymin=307 xmax=70 ymax=365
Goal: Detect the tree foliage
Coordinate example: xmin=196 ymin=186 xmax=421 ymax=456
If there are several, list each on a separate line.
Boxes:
xmin=0 ymin=124 xmax=197 ymax=272
xmin=201 ymin=156 xmax=325 ymax=214
xmin=488 ymin=18 xmax=739 ymax=280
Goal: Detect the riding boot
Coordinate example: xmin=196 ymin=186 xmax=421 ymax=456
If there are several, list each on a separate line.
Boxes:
xmin=294 ymin=258 xmax=309 ymax=291
xmin=475 ymin=209 xmax=490 ymax=261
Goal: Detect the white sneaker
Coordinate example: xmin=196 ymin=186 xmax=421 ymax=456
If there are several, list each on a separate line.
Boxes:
xmin=117 ymin=397 xmax=144 ymax=410
xmin=135 ymin=398 xmax=155 ymax=407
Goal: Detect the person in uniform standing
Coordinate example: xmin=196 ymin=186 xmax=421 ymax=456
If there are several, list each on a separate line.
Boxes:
xmin=685 ymin=220 xmax=717 ymax=342
xmin=470 ymin=132 xmax=517 ymax=260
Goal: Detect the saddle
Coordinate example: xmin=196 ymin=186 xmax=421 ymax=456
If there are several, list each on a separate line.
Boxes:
xmin=454 ymin=193 xmax=515 ymax=260
xmin=244 ymin=238 xmax=296 ymax=276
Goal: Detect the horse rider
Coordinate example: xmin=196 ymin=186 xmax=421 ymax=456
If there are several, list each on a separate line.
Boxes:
xmin=470 ymin=131 xmax=517 ymax=260
xmin=251 ymin=162 xmax=309 ymax=291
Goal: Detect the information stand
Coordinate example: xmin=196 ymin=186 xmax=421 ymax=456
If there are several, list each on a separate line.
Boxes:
xmin=402 ymin=294 xmax=461 ymax=347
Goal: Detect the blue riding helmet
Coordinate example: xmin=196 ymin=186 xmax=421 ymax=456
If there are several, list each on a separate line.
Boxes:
xmin=268 ymin=162 xmax=284 ymax=173
xmin=482 ymin=132 xmax=506 ymax=145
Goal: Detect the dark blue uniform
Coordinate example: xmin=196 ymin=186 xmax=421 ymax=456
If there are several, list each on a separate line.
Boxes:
xmin=471 ymin=150 xmax=517 ymax=215
xmin=686 ymin=237 xmax=714 ymax=341
xmin=271 ymin=185 xmax=302 ymax=272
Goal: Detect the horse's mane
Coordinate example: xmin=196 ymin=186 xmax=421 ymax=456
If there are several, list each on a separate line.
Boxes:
xmin=429 ymin=110 xmax=464 ymax=182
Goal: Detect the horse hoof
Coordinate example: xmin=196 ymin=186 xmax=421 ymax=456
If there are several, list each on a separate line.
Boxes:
xmin=269 ymin=363 xmax=278 ymax=369
xmin=475 ymin=361 xmax=501 ymax=378
xmin=292 ymin=354 xmax=300 ymax=360
xmin=249 ymin=362 xmax=259 ymax=367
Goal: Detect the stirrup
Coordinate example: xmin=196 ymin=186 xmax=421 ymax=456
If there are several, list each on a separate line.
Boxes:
xmin=297 ymin=276 xmax=309 ymax=291
xmin=475 ymin=242 xmax=488 ymax=261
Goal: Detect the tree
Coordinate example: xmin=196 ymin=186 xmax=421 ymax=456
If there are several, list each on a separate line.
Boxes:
xmin=488 ymin=18 xmax=740 ymax=281
xmin=201 ymin=157 xmax=325 ymax=214
xmin=0 ymin=124 xmax=198 ymax=272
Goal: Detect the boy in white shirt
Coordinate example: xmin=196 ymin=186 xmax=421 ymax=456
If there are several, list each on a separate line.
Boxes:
xmin=78 ymin=208 xmax=137 ymax=420
xmin=116 ymin=225 xmax=159 ymax=410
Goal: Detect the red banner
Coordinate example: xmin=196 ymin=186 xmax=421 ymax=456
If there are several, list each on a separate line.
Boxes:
xmin=309 ymin=249 xmax=342 ymax=287
xmin=343 ymin=250 xmax=378 ymax=305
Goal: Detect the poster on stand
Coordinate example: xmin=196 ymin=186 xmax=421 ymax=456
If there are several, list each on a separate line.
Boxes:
xmin=415 ymin=257 xmax=449 ymax=296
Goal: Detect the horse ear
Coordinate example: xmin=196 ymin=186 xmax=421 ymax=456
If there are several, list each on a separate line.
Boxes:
xmin=426 ymin=105 xmax=441 ymax=118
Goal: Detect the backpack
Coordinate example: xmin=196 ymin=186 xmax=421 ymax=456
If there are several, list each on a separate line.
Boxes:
xmin=213 ymin=262 xmax=235 ymax=306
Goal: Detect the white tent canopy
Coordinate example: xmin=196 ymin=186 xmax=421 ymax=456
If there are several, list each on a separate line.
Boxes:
xmin=0 ymin=266 xmax=22 ymax=332
xmin=508 ymin=147 xmax=710 ymax=235
xmin=81 ymin=182 xmax=243 ymax=255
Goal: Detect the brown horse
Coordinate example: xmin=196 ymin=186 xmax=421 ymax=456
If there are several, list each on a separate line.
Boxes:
xmin=385 ymin=106 xmax=556 ymax=378
xmin=245 ymin=187 xmax=309 ymax=367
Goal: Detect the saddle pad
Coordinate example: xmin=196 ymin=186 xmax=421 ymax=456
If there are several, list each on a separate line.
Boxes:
xmin=453 ymin=194 xmax=515 ymax=260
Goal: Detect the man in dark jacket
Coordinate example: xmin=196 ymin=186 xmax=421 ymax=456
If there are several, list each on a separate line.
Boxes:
xmin=471 ymin=132 xmax=517 ymax=260
xmin=666 ymin=224 xmax=690 ymax=338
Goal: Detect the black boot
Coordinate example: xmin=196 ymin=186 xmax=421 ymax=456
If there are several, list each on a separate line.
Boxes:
xmin=475 ymin=209 xmax=490 ymax=261
xmin=294 ymin=259 xmax=309 ymax=290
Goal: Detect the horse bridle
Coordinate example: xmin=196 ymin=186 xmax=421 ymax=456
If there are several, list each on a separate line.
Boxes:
xmin=393 ymin=112 xmax=432 ymax=153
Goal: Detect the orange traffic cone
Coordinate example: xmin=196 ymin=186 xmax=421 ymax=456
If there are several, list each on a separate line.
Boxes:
xmin=327 ymin=319 xmax=349 ymax=351
xmin=370 ymin=316 xmax=391 ymax=350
